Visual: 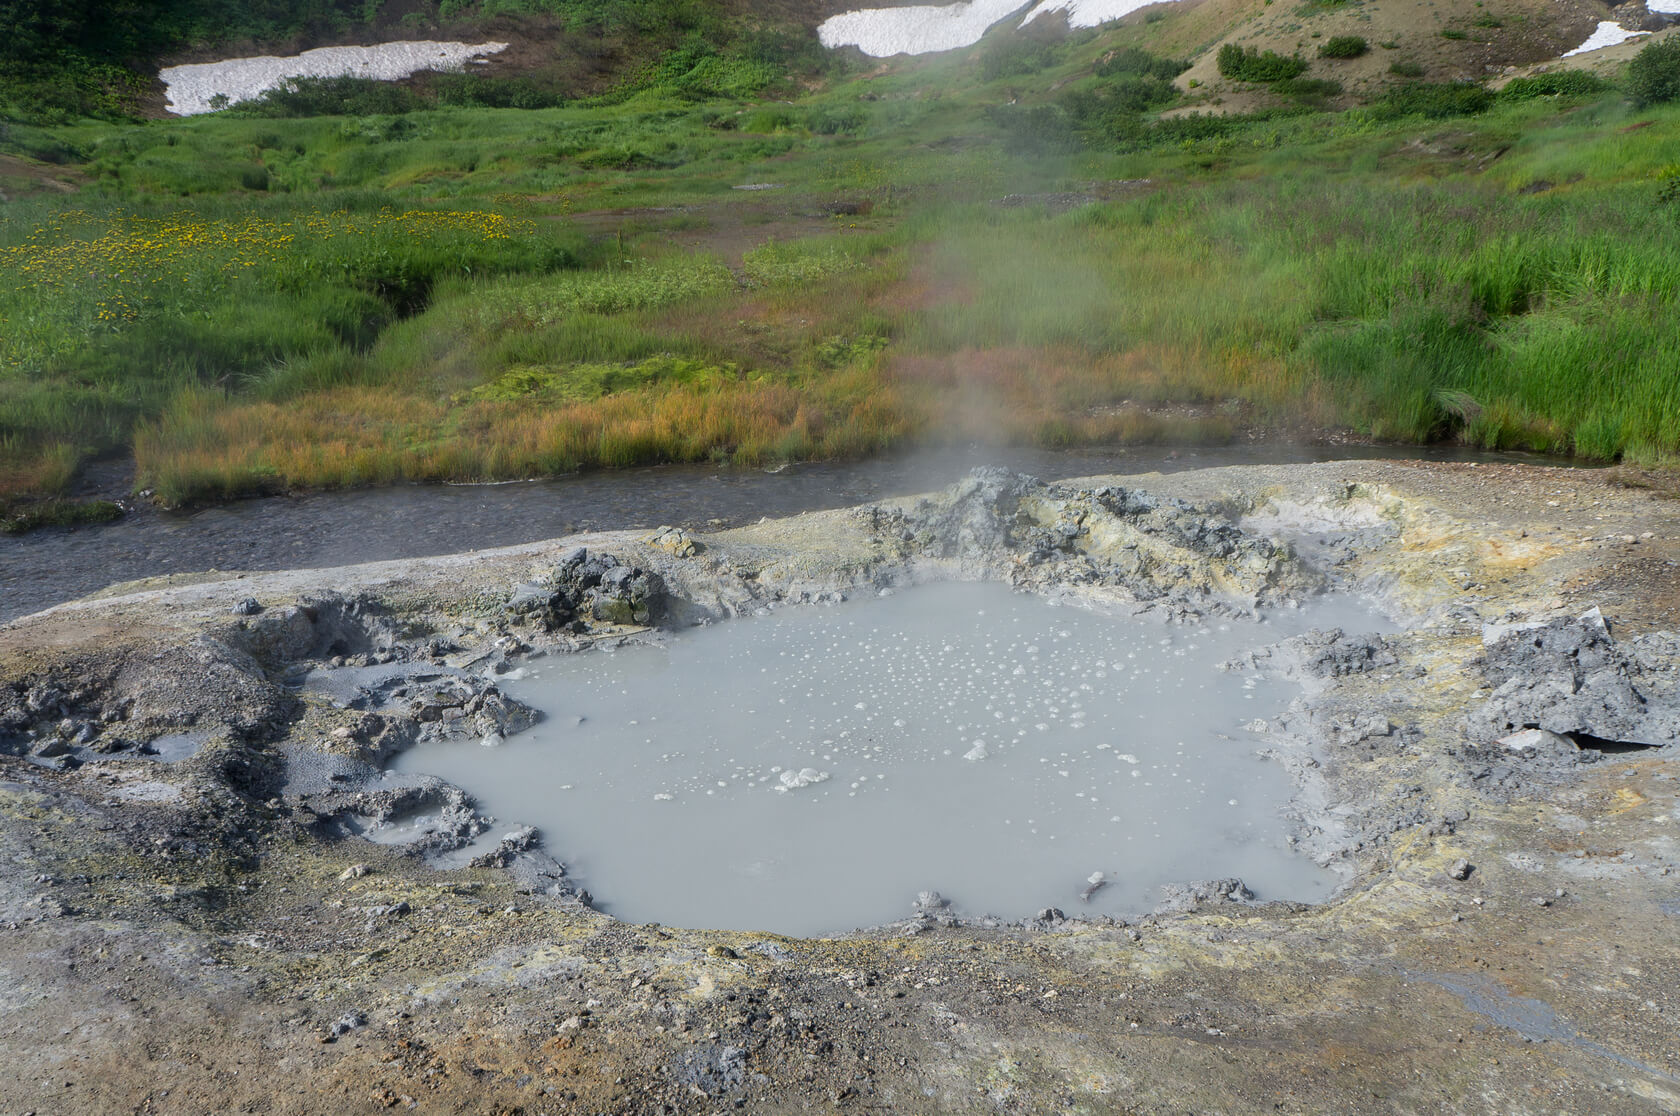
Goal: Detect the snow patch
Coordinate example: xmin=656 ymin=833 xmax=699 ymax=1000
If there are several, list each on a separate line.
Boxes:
xmin=819 ymin=0 xmax=1031 ymax=57
xmin=818 ymin=0 xmax=1185 ymax=56
xmin=1020 ymin=0 xmax=1178 ymax=31
xmin=1561 ymin=21 xmax=1648 ymax=58
xmin=160 ymin=40 xmax=509 ymax=116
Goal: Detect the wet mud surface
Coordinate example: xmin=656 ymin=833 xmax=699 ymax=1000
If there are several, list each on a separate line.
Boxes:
xmin=3 ymin=458 xmax=1679 ymax=1113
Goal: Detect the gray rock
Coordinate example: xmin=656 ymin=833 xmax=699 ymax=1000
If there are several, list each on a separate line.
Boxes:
xmin=1467 ymin=613 xmax=1680 ymax=748
xmin=1155 ymin=878 xmax=1254 ymax=914
xmin=469 ymin=824 xmax=541 ymax=869
xmin=323 ymin=1010 xmax=367 ymax=1041
xmin=647 ymin=526 xmax=701 ymax=557
xmin=1448 ymin=859 xmax=1473 ymax=881
xmin=505 ymin=582 xmax=559 ymax=623
xmin=668 ymin=1043 xmax=747 ymax=1097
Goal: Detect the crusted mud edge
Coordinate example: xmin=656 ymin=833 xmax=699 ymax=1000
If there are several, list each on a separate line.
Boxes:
xmin=3 ymin=459 xmax=1680 ymax=1114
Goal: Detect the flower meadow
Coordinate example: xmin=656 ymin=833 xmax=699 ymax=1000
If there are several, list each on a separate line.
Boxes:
xmin=0 ymin=202 xmax=567 ymax=496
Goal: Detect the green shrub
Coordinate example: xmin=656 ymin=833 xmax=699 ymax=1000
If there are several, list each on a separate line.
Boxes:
xmin=1388 ymin=60 xmax=1425 ymax=78
xmin=1628 ymin=37 xmax=1680 ymax=108
xmin=980 ymin=32 xmax=1065 ymax=81
xmin=1217 ymin=44 xmax=1309 ymax=83
xmin=1101 ymin=106 xmax=1310 ymax=150
xmin=1276 ymin=76 xmax=1343 ymax=102
xmin=1059 ymin=73 xmax=1179 ymax=125
xmin=984 ymin=104 xmax=1078 ymax=154
xmin=1093 ymin=47 xmax=1189 ymax=82
xmin=740 ymin=106 xmax=800 ymax=133
xmin=1440 ymin=29 xmax=1468 ymax=41
xmin=805 ymin=104 xmax=868 ymax=135
xmin=1053 ymin=47 xmax=1186 ymax=133
xmin=1370 ymin=81 xmax=1494 ymax=119
xmin=1318 ymin=36 xmax=1369 ymax=59
xmin=233 ymin=75 xmax=425 ymax=117
xmin=431 ymin=73 xmax=570 ymax=110
xmin=1500 ymin=71 xmax=1609 ymax=100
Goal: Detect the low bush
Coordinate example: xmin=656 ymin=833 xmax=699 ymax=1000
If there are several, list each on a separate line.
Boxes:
xmin=233 ymin=76 xmax=426 ymax=117
xmin=1370 ymin=81 xmax=1493 ymax=119
xmin=805 ymin=104 xmax=868 ymax=135
xmin=1060 ymin=73 xmax=1180 ymax=124
xmin=980 ymin=32 xmax=1066 ymax=81
xmin=1276 ymin=76 xmax=1343 ymax=101
xmin=1318 ymin=36 xmax=1368 ymax=60
xmin=1388 ymin=60 xmax=1425 ymax=78
xmin=1093 ymin=47 xmax=1188 ymax=82
xmin=1500 ymin=71 xmax=1609 ymax=100
xmin=1217 ymin=45 xmax=1309 ymax=83
xmin=984 ymin=104 xmax=1078 ymax=154
xmin=431 ymin=73 xmax=571 ymax=110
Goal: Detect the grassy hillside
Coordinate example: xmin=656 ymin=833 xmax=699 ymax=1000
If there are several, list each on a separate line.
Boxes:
xmin=4 ymin=2 xmax=1680 ymax=522
xmin=0 ymin=0 xmax=839 ymax=122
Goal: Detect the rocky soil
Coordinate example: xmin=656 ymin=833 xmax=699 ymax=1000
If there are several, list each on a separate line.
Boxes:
xmin=3 ymin=459 xmax=1679 ymax=1114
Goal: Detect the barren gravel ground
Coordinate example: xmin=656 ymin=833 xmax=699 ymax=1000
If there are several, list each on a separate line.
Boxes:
xmin=3 ymin=459 xmax=1679 ymax=1114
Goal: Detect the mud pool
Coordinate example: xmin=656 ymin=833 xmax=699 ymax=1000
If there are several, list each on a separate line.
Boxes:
xmin=9 ymin=459 xmax=1680 ymax=1112
xmin=392 ymin=581 xmax=1392 ymax=935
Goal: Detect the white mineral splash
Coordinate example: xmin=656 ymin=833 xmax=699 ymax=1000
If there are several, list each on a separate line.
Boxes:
xmin=160 ymin=41 xmax=509 ymax=116
xmin=395 ymin=582 xmax=1390 ymax=935
xmin=818 ymin=0 xmax=1185 ymax=56
xmin=1561 ymin=22 xmax=1648 ymax=57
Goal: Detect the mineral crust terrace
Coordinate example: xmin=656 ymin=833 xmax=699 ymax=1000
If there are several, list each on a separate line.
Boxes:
xmin=2 ymin=459 xmax=1679 ymax=1114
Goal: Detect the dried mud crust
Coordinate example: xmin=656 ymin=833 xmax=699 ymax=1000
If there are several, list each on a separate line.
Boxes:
xmin=3 ymin=460 xmax=1680 ymax=1114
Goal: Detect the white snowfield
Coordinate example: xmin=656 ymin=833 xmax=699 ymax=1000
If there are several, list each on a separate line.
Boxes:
xmin=1020 ymin=0 xmax=1178 ymax=31
xmin=160 ymin=40 xmax=509 ymax=116
xmin=818 ymin=0 xmax=1183 ymax=57
xmin=1561 ymin=21 xmax=1648 ymax=57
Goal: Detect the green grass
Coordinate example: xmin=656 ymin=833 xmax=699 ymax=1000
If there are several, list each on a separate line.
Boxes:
xmin=6 ymin=18 xmax=1680 ymax=509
